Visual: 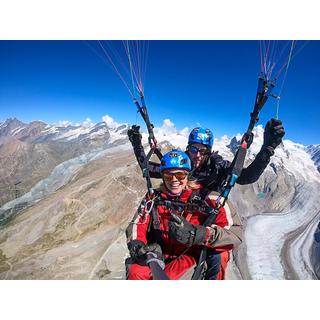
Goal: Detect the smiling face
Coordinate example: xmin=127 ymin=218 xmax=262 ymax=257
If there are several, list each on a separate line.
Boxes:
xmin=187 ymin=143 xmax=210 ymax=169
xmin=162 ymin=169 xmax=189 ymax=195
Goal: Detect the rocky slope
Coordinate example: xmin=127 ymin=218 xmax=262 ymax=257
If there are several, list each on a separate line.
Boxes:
xmin=0 ymin=147 xmax=145 ymax=279
xmin=0 ymin=118 xmax=128 ymax=206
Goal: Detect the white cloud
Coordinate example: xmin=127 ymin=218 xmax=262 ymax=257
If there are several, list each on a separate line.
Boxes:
xmin=102 ymin=115 xmax=119 ymax=129
xmin=153 ymin=119 xmax=189 ymax=137
xmin=157 ymin=119 xmax=176 ymax=135
xmin=81 ymin=117 xmax=95 ymax=128
xmin=163 ymin=119 xmax=174 ymax=127
xmin=179 ymin=127 xmax=190 ymax=137
xmin=141 ymin=119 xmax=189 ymax=149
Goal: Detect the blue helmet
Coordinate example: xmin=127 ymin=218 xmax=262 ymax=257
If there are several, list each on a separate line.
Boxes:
xmin=188 ymin=127 xmax=214 ymax=149
xmin=160 ymin=149 xmax=191 ymax=172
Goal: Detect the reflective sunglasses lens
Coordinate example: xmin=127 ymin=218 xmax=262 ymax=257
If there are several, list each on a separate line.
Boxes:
xmin=163 ymin=172 xmax=188 ymax=181
xmin=163 ymin=173 xmax=173 ymax=181
xmin=189 ymin=146 xmax=198 ymax=154
xmin=174 ymin=172 xmax=188 ymax=180
xmin=190 ymin=146 xmax=208 ymax=155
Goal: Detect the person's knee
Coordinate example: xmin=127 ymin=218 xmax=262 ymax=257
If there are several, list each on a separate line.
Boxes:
xmin=127 ymin=264 xmax=151 ymax=280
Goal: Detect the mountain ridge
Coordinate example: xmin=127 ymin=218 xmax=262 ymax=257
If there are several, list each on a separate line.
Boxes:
xmin=0 ymin=117 xmax=129 ymax=206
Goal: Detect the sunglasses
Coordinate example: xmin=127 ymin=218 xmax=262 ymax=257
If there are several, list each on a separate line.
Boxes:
xmin=189 ymin=145 xmax=210 ymax=155
xmin=162 ymin=171 xmax=189 ymax=181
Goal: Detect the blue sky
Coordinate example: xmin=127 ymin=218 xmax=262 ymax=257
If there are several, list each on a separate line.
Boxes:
xmin=0 ymin=40 xmax=319 ymax=145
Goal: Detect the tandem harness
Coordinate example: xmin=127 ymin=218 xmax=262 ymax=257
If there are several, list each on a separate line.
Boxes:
xmin=144 ymin=189 xmax=217 ymax=247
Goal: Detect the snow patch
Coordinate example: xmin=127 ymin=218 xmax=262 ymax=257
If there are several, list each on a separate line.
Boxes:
xmin=107 ymin=125 xmax=128 ymax=144
xmin=306 ymin=144 xmax=320 ymax=170
xmin=11 ymin=127 xmax=25 ymax=136
xmin=53 ymin=127 xmax=92 ymax=141
xmin=42 ymin=125 xmax=59 ymax=135
xmin=89 ymin=128 xmax=107 ymax=138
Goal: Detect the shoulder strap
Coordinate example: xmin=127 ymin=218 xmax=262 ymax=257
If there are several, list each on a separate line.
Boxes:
xmin=146 ymin=192 xmax=163 ymax=247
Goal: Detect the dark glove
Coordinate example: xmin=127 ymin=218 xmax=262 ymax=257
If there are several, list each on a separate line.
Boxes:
xmin=127 ymin=125 xmax=142 ymax=146
xmin=263 ymin=118 xmax=285 ymax=149
xmin=169 ymin=213 xmax=207 ymax=246
xmin=128 ymin=240 xmax=163 ymax=266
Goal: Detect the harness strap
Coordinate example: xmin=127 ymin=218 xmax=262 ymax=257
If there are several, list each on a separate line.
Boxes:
xmin=134 ymin=92 xmax=162 ymax=196
xmin=146 ymin=189 xmax=215 ymax=247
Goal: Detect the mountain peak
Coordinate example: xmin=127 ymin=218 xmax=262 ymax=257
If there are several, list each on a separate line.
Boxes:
xmin=2 ymin=117 xmax=25 ymax=127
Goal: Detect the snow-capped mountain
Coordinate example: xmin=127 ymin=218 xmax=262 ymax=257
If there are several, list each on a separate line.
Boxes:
xmin=0 ymin=117 xmax=129 ymax=144
xmin=306 ymin=144 xmax=320 ymax=172
xmin=0 ymin=117 xmax=129 ymax=206
xmin=0 ymin=117 xmax=319 ymax=280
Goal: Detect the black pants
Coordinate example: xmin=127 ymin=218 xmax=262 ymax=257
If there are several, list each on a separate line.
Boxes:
xmin=204 ymin=249 xmax=221 ymax=280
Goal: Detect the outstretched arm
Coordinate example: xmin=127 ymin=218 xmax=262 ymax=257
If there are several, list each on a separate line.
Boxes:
xmin=128 ymin=125 xmax=162 ymax=178
xmin=237 ymin=118 xmax=285 ymax=184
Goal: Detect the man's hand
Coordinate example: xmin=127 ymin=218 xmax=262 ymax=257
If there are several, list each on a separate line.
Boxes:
xmin=263 ymin=118 xmax=285 ymax=149
xmin=127 ymin=125 xmax=142 ymax=145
